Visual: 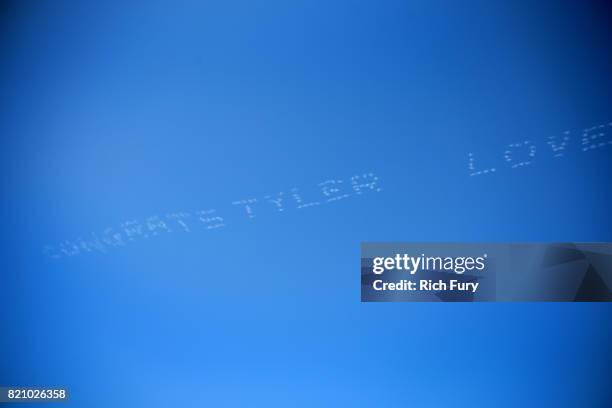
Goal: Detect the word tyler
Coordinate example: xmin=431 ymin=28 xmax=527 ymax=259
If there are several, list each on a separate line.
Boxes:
xmin=44 ymin=173 xmax=381 ymax=259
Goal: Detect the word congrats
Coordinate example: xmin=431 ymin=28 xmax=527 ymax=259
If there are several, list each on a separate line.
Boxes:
xmin=44 ymin=173 xmax=381 ymax=259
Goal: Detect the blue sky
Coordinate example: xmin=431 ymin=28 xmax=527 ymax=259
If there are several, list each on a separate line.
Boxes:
xmin=1 ymin=1 xmax=611 ymax=406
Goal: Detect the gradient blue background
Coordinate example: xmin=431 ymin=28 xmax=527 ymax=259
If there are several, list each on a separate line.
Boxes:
xmin=1 ymin=1 xmax=611 ymax=406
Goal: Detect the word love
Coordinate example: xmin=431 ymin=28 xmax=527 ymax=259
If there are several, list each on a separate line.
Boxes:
xmin=468 ymin=121 xmax=612 ymax=176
